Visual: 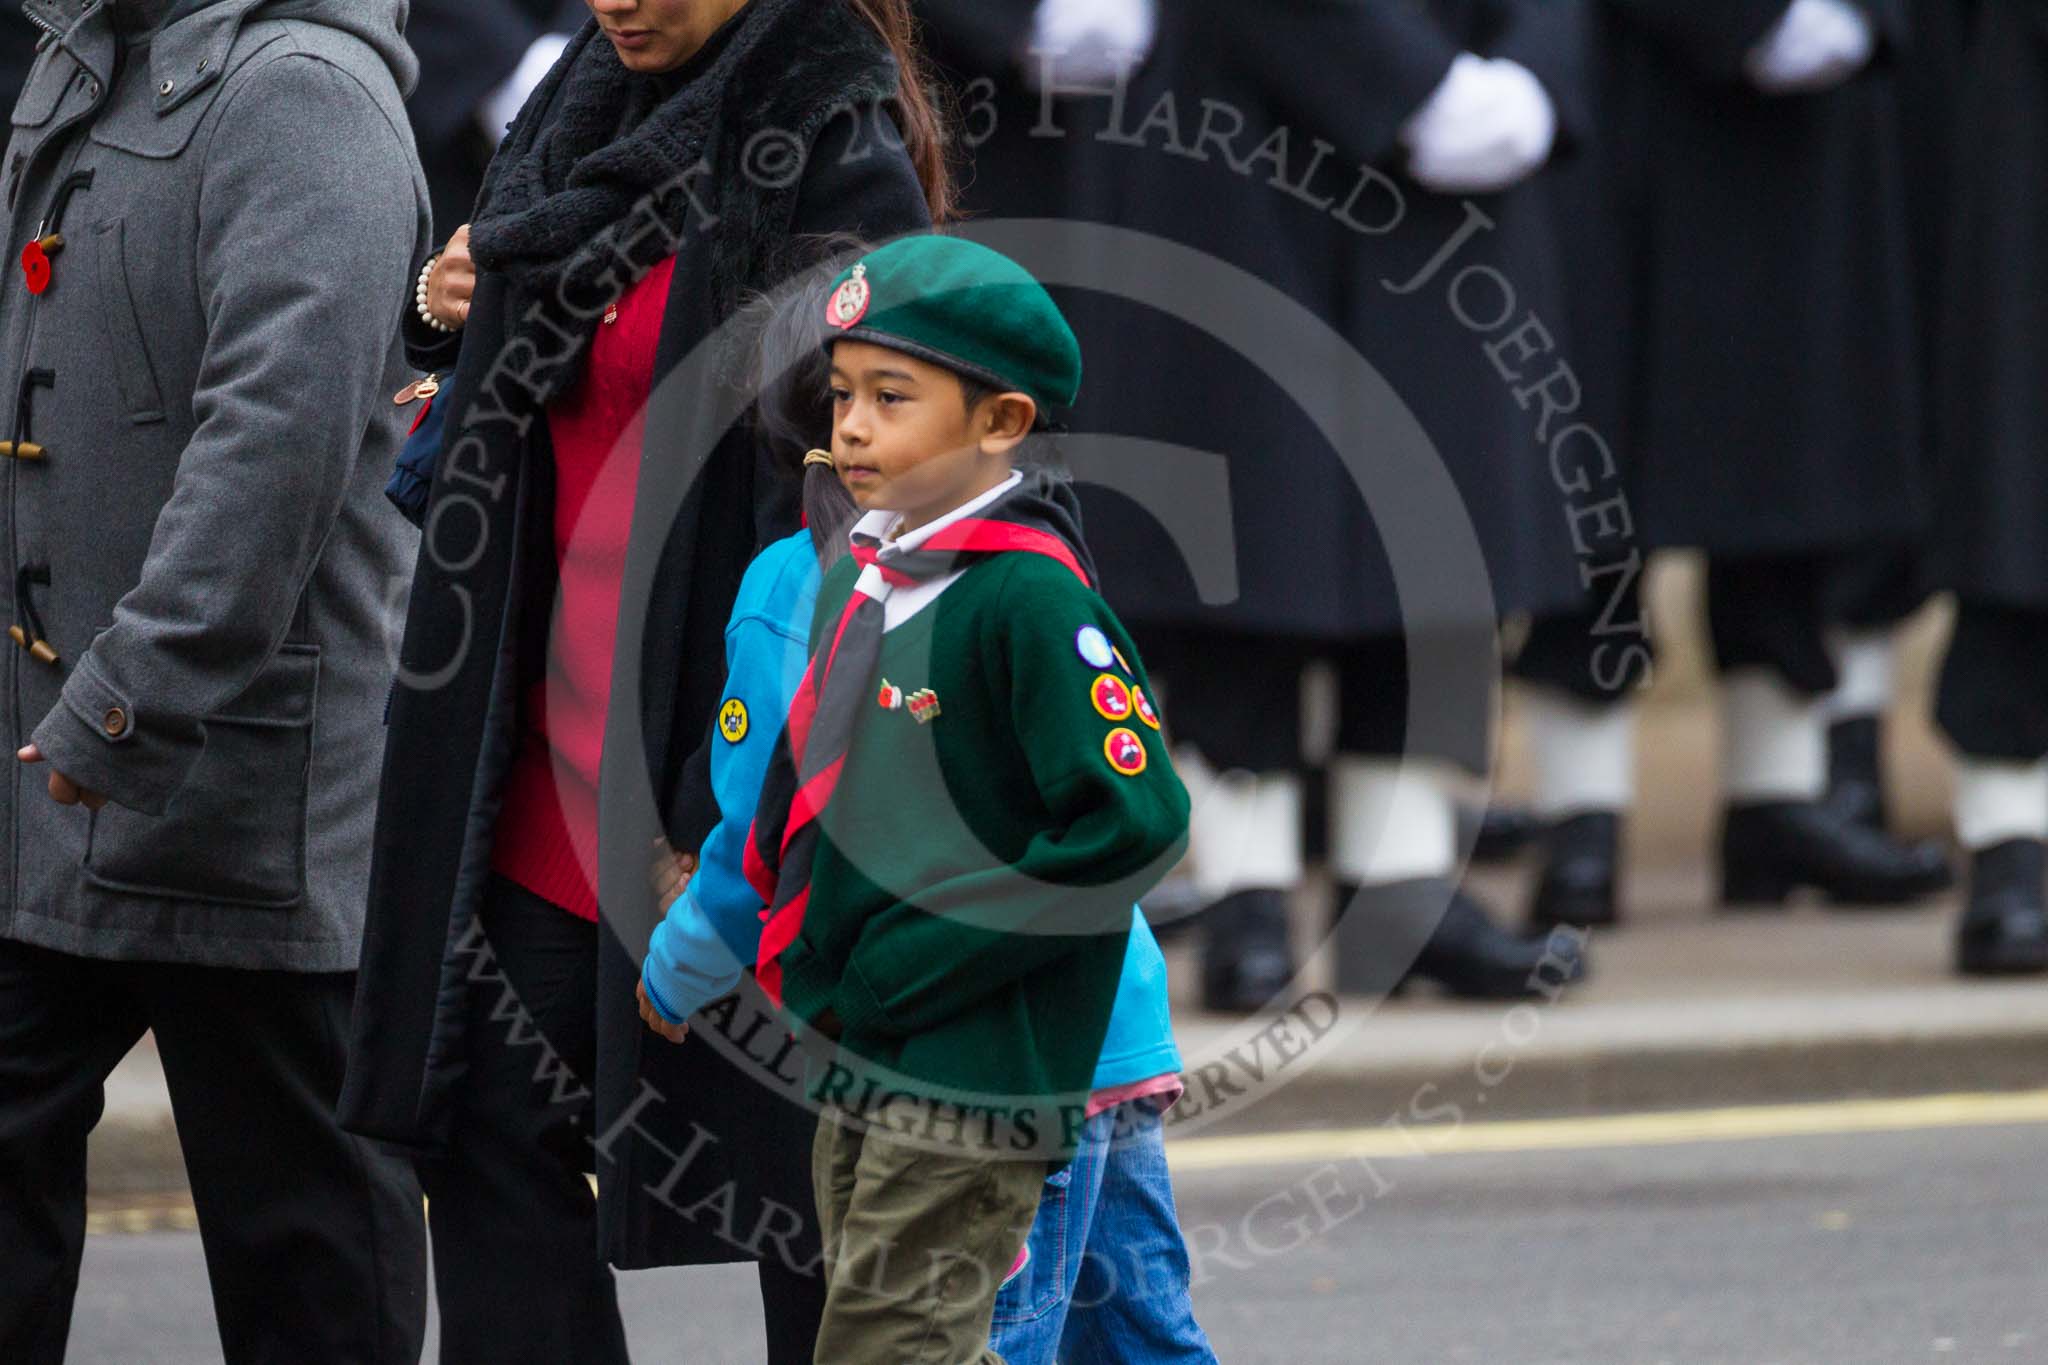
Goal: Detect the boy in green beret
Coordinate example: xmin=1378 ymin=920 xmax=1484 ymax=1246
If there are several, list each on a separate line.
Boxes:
xmin=742 ymin=234 xmax=1190 ymax=1363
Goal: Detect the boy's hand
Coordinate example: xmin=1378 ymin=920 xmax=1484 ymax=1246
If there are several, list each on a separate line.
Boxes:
xmin=637 ymin=978 xmax=690 ymax=1045
xmin=650 ymin=837 xmax=696 ymax=907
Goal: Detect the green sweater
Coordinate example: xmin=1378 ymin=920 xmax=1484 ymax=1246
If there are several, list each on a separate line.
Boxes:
xmin=779 ymin=551 xmax=1190 ymax=1124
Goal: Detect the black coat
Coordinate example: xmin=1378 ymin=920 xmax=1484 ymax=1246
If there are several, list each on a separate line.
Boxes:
xmin=338 ymin=4 xmax=930 ymax=1271
xmin=939 ymin=0 xmax=1590 ymax=641
xmin=0 ymin=11 xmax=38 ymax=112
xmin=404 ymin=0 xmax=586 ymax=237
xmin=1931 ymin=1 xmax=2048 ymax=606
xmin=1606 ymin=0 xmax=1927 ymax=557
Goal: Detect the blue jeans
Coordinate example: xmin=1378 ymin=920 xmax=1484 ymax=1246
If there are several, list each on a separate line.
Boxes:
xmin=990 ymin=1100 xmax=1216 ymax=1364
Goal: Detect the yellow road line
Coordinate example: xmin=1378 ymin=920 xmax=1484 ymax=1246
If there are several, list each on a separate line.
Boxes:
xmin=82 ymin=1092 xmax=2048 ymax=1232
xmin=1166 ymin=1090 xmax=2048 ymax=1173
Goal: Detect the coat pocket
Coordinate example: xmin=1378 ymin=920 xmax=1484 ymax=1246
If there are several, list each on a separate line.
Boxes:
xmin=91 ymin=218 xmax=166 ymax=425
xmin=83 ymin=644 xmax=320 ymax=909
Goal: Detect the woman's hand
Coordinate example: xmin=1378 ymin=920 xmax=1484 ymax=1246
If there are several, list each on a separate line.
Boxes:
xmin=424 ymin=224 xmax=475 ymax=330
xmin=637 ymin=978 xmax=690 ymax=1044
xmin=651 ymin=837 xmax=697 ymax=908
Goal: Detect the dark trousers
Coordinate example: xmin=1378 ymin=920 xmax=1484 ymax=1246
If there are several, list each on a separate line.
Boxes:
xmin=1822 ymin=546 xmax=1929 ymax=632
xmin=1937 ymin=600 xmax=2048 ymax=762
xmin=1518 ymin=553 xmax=1839 ymax=703
xmin=0 ymin=939 xmax=426 ymax=1365
xmin=1140 ymin=626 xmax=1496 ymax=774
xmin=425 ymin=876 xmax=826 ymax=1365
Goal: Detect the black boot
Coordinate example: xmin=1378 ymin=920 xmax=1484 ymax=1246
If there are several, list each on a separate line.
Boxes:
xmin=1530 ymin=811 xmax=1621 ymax=930
xmin=1334 ymin=881 xmax=1589 ymax=1001
xmin=1719 ymin=801 xmax=1952 ymax=908
xmin=1199 ymin=889 xmax=1298 ymax=1014
xmin=1465 ymin=804 xmax=1549 ymax=864
xmin=1956 ymin=839 xmax=2048 ymax=976
xmin=1825 ymin=715 xmax=1890 ymax=833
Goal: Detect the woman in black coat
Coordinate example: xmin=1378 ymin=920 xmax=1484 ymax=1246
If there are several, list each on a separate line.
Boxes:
xmin=337 ymin=2 xmax=938 ymax=1359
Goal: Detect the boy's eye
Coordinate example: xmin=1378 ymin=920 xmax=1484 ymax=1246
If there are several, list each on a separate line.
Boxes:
xmin=828 ymin=387 xmax=851 ymax=404
xmin=877 ymin=390 xmax=904 ymax=406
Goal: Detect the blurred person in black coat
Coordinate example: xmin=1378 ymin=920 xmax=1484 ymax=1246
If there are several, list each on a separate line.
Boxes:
xmin=947 ymin=0 xmax=1596 ymax=1011
xmin=1510 ymin=0 xmax=1952 ymax=935
xmin=405 ymin=0 xmax=585 ymax=236
xmin=1930 ymin=0 xmax=2048 ymax=975
xmin=1803 ymin=0 xmax=1982 ymax=846
xmin=0 ymin=9 xmax=41 ymax=110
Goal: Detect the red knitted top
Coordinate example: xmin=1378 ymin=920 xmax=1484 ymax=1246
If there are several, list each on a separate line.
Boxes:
xmin=490 ymin=257 xmax=677 ymax=920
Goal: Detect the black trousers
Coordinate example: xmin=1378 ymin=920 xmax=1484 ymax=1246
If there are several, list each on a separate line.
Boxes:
xmin=424 ymin=875 xmax=826 ymax=1365
xmin=1517 ymin=553 xmax=1839 ymax=703
xmin=1937 ymin=599 xmax=2048 ymax=763
xmin=1823 ymin=546 xmax=1929 ymax=632
xmin=0 ymin=939 xmax=425 ymax=1365
xmin=1139 ymin=626 xmax=1497 ymax=775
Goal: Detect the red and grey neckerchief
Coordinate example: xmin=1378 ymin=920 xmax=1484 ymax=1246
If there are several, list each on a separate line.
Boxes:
xmin=744 ymin=472 xmax=1096 ymax=1007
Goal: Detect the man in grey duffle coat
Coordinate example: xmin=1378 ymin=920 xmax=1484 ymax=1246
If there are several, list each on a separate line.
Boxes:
xmin=0 ymin=1 xmax=431 ymax=1359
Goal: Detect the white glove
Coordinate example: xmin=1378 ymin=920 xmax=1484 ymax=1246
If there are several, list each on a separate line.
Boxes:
xmin=1744 ymin=0 xmax=1875 ymax=95
xmin=1028 ymin=0 xmax=1158 ymax=89
xmin=478 ymin=33 xmax=571 ymax=146
xmin=1399 ymin=54 xmax=1559 ymax=195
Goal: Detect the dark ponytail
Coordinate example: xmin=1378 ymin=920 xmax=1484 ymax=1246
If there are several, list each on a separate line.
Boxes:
xmin=745 ymin=243 xmax=865 ymax=569
xmin=842 ymin=0 xmax=958 ymax=224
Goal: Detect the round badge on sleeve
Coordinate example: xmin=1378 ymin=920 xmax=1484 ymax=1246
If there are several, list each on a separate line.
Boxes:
xmin=1091 ymin=673 xmax=1134 ymax=722
xmin=1133 ymin=686 xmax=1161 ymax=731
xmin=1104 ymin=727 xmax=1148 ymax=776
xmin=1075 ymin=625 xmax=1115 ymax=671
xmin=718 ymin=698 xmax=750 ymax=743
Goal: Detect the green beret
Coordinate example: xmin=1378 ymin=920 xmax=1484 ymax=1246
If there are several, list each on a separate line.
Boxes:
xmin=823 ymin=235 xmax=1082 ymax=410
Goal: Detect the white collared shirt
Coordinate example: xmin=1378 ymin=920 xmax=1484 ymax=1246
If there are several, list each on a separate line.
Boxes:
xmin=850 ymin=472 xmax=1024 ymax=631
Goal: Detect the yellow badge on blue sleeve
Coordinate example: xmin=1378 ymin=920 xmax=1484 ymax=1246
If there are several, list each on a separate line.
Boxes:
xmin=718 ymin=698 xmax=750 ymax=743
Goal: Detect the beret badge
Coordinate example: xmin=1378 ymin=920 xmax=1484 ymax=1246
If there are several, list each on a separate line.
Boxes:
xmin=826 ymin=262 xmax=871 ymax=330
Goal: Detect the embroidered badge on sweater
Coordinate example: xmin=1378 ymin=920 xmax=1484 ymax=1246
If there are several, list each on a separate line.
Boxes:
xmin=1075 ymin=626 xmax=1115 ymax=670
xmin=1091 ymin=673 xmax=1134 ymax=722
xmin=1105 ymin=727 xmax=1148 ymax=776
xmin=1133 ymin=687 xmax=1161 ymax=731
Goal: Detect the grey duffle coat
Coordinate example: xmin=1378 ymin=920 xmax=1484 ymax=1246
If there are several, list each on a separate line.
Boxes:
xmin=0 ymin=0 xmax=429 ymax=971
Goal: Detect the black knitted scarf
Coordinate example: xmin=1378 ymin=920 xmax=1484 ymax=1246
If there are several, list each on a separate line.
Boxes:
xmin=466 ymin=0 xmax=899 ymax=405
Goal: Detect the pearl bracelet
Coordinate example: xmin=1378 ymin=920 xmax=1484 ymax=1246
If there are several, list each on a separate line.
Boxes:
xmin=416 ymin=251 xmax=456 ymax=333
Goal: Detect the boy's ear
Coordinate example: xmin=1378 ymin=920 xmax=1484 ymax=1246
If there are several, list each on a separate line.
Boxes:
xmin=979 ymin=391 xmax=1038 ymax=455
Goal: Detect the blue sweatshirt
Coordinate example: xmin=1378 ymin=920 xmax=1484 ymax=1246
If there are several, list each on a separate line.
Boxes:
xmin=642 ymin=530 xmax=1182 ymax=1093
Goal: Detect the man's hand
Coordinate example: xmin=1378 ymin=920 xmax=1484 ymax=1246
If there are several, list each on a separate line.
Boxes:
xmin=1744 ymin=0 xmax=1875 ymax=95
xmin=1028 ymin=0 xmax=1158 ymax=89
xmin=425 ymin=224 xmax=475 ymax=330
xmin=1400 ymin=54 xmax=1559 ymax=195
xmin=650 ymin=837 xmax=696 ymax=909
xmin=637 ymin=978 xmax=690 ymax=1045
xmin=16 ymin=744 xmax=107 ymax=811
